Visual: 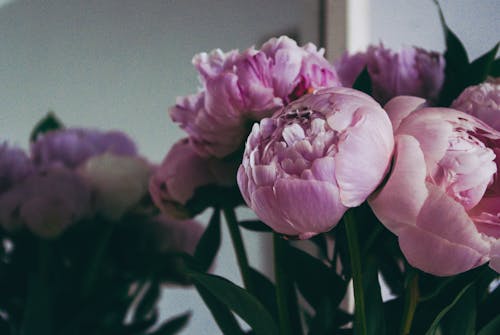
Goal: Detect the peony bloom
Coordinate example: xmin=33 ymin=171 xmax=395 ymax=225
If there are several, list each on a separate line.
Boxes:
xmin=369 ymin=97 xmax=500 ymax=276
xmin=31 ymin=128 xmax=137 ymax=169
xmin=0 ymin=168 xmax=91 ymax=238
xmin=170 ymin=36 xmax=341 ymax=158
xmin=0 ymin=143 xmax=33 ymax=194
xmin=149 ymin=138 xmax=238 ymax=218
xmin=150 ymin=215 xmax=205 ymax=256
xmin=334 ymin=44 xmax=445 ymax=104
xmin=451 ymin=79 xmax=500 ymax=131
xmin=79 ymin=153 xmax=153 ymax=220
xmin=237 ymin=87 xmax=394 ymax=239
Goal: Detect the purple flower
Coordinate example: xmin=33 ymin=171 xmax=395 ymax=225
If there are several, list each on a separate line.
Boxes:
xmin=452 ymin=79 xmax=500 ymax=131
xmin=31 ymin=128 xmax=138 ymax=169
xmin=0 ymin=168 xmax=91 ymax=238
xmin=335 ymin=44 xmax=445 ymax=104
xmin=170 ymin=36 xmax=341 ymax=158
xmin=237 ymin=87 xmax=394 ymax=239
xmin=369 ymin=97 xmax=500 ymax=275
xmin=149 ymin=138 xmax=238 ymax=218
xmin=0 ymin=143 xmax=33 ymax=194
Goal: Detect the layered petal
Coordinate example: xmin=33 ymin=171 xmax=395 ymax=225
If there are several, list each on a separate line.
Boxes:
xmin=238 ymin=87 xmax=394 ymax=238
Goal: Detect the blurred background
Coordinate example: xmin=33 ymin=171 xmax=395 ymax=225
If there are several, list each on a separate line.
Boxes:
xmin=1 ymin=0 xmax=498 ymax=333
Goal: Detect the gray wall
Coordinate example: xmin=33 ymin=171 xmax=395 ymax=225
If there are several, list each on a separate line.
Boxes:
xmin=1 ymin=1 xmax=498 ymax=334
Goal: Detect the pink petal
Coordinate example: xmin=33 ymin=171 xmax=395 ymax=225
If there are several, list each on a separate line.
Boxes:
xmin=369 ymin=135 xmax=428 ymax=234
xmin=399 ymin=224 xmax=489 ymax=276
xmin=384 ymin=95 xmax=427 ymax=131
xmin=251 ymin=186 xmax=298 ymax=236
xmin=335 ymin=107 xmax=394 ymax=207
xmin=274 ymin=178 xmax=346 ymax=237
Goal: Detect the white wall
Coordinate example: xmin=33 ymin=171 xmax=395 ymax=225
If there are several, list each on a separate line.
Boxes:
xmin=1 ymin=1 xmax=498 ymax=334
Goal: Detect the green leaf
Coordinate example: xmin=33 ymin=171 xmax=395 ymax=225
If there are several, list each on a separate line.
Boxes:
xmin=29 ymin=112 xmax=64 ymax=142
xmin=309 ymin=234 xmax=329 ymax=260
xmin=150 ymin=311 xmax=192 ymax=335
xmin=466 ymin=43 xmax=499 ymax=86
xmin=424 ymin=282 xmax=475 ymax=335
xmin=433 ymin=0 xmax=469 ymax=105
xmin=490 ymin=58 xmax=500 ymax=77
xmin=134 ymin=282 xmax=161 ymax=321
xmin=478 ymin=314 xmax=500 ymax=335
xmin=190 ymin=272 xmax=279 ymax=335
xmin=433 ymin=0 xmax=468 ymax=67
xmin=352 ymin=67 xmax=372 ymax=95
xmin=194 ymin=209 xmax=221 ymax=272
xmin=238 ymin=220 xmax=272 ymax=232
xmin=285 ymin=246 xmax=347 ymax=309
xmin=361 ymin=255 xmax=386 ymax=335
xmin=248 ymin=267 xmax=278 ymax=321
xmin=195 ymin=283 xmax=244 ymax=335
xmin=440 ymin=283 xmax=476 ymax=335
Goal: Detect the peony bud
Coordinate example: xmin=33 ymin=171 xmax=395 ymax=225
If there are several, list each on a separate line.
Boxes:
xmin=149 ymin=138 xmax=238 ymax=218
xmin=451 ymin=79 xmax=500 ymax=131
xmin=335 ymin=44 xmax=445 ymax=104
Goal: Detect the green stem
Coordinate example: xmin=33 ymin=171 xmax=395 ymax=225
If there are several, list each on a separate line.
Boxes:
xmin=344 ymin=210 xmax=367 ymax=335
xmin=21 ymin=240 xmax=53 ymax=335
xmin=81 ymin=220 xmax=115 ymax=299
xmin=400 ymin=271 xmax=419 ymax=335
xmin=223 ymin=207 xmax=254 ymax=294
xmin=273 ymin=234 xmax=301 ymax=335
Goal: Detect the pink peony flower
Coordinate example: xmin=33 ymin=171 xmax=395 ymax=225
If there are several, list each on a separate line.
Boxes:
xmin=369 ymin=97 xmax=500 ymax=276
xmin=451 ymin=79 xmax=500 ymax=131
xmin=335 ymin=44 xmax=445 ymax=104
xmin=170 ymin=36 xmax=341 ymax=158
xmin=149 ymin=138 xmax=238 ymax=218
xmin=0 ymin=168 xmax=91 ymax=238
xmin=237 ymin=87 xmax=394 ymax=239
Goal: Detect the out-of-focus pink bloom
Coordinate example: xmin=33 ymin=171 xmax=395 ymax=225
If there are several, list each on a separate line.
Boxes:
xmin=170 ymin=36 xmax=341 ymax=158
xmin=149 ymin=138 xmax=238 ymax=218
xmin=79 ymin=153 xmax=153 ymax=220
xmin=0 ymin=168 xmax=91 ymax=238
xmin=31 ymin=128 xmax=137 ymax=169
xmin=370 ymin=97 xmax=500 ymax=276
xmin=452 ymin=79 xmax=500 ymax=131
xmin=0 ymin=143 xmax=33 ymax=194
xmin=151 ymin=215 xmax=205 ymax=256
xmin=238 ymin=87 xmax=394 ymax=239
xmin=335 ymin=44 xmax=445 ymax=104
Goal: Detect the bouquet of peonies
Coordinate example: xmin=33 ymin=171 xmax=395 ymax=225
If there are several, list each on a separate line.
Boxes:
xmin=150 ymin=3 xmax=500 ymax=335
xmin=0 ymin=117 xmax=204 ymax=334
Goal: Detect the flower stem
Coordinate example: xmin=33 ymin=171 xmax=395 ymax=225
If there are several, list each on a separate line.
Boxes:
xmin=273 ymin=234 xmax=301 ymax=335
xmin=400 ymin=271 xmax=419 ymax=335
xmin=344 ymin=210 xmax=367 ymax=335
xmin=21 ymin=240 xmax=53 ymax=335
xmin=223 ymin=207 xmax=254 ymax=294
xmin=81 ymin=220 xmax=115 ymax=299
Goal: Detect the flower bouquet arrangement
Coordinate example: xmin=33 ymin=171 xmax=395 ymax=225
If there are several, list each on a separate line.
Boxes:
xmin=148 ymin=2 xmax=500 ymax=335
xmin=0 ymin=117 xmax=204 ymax=334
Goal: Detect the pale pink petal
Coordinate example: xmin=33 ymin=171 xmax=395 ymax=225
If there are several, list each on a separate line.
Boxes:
xmin=369 ymin=135 xmax=428 ymax=234
xmin=398 ymin=224 xmax=489 ymax=276
xmin=384 ymin=96 xmax=427 ymax=131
